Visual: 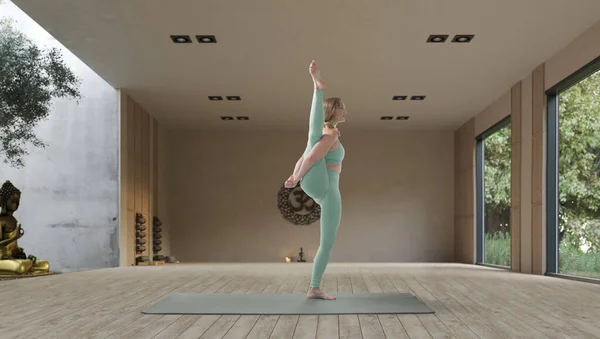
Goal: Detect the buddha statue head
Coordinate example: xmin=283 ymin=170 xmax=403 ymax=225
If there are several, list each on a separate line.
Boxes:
xmin=0 ymin=181 xmax=21 ymax=215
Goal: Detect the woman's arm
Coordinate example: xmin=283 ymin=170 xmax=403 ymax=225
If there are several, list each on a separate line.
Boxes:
xmin=294 ymin=133 xmax=337 ymax=180
xmin=292 ymin=155 xmax=304 ymax=178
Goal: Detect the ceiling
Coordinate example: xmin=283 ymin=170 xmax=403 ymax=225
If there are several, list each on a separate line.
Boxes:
xmin=10 ymin=0 xmax=600 ymax=131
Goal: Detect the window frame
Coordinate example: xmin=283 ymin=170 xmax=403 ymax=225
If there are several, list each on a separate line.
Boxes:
xmin=545 ymin=54 xmax=600 ymax=284
xmin=475 ymin=115 xmax=512 ymax=269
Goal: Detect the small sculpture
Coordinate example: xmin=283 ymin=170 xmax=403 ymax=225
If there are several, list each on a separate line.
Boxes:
xmin=0 ymin=180 xmax=50 ymax=275
xmin=297 ymin=247 xmax=306 ymax=262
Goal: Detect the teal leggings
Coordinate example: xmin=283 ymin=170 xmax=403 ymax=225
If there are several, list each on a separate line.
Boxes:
xmin=300 ymin=90 xmax=342 ymax=288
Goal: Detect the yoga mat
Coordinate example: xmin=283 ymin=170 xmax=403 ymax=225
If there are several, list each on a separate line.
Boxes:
xmin=142 ymin=293 xmax=434 ymax=315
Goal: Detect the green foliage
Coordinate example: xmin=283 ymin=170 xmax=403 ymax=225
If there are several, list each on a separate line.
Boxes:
xmin=484 ymin=69 xmax=600 ymax=253
xmin=484 ymin=232 xmax=511 ymax=266
xmin=483 ymin=124 xmax=511 ymax=215
xmin=559 ymin=232 xmax=600 ymax=278
xmin=557 ymin=71 xmax=600 ymax=250
xmin=485 ymin=232 xmax=600 ymax=277
xmin=0 ymin=18 xmax=81 ymax=168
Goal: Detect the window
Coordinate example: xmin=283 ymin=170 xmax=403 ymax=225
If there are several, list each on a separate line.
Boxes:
xmin=476 ymin=117 xmax=512 ymax=268
xmin=547 ymin=56 xmax=600 ymax=281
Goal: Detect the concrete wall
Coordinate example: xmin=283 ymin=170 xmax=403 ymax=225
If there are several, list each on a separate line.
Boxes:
xmin=0 ymin=1 xmax=120 ymax=272
xmin=166 ymin=129 xmax=455 ymax=263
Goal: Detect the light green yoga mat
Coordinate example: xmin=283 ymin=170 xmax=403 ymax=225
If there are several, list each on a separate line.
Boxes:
xmin=142 ymin=293 xmax=434 ymax=315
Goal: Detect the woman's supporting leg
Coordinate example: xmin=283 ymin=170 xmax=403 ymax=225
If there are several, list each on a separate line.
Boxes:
xmin=300 ymin=90 xmax=329 ymax=200
xmin=309 ymin=171 xmax=342 ymax=291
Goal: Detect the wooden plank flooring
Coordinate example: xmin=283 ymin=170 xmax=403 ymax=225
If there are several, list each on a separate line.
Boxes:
xmin=1 ymin=263 xmax=599 ymax=339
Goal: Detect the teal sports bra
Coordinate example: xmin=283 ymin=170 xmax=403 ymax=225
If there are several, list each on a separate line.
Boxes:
xmin=324 ymin=140 xmax=345 ymax=164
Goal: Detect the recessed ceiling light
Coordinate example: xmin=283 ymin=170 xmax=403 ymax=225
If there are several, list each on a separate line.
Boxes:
xmin=208 ymin=96 xmax=223 ymax=101
xmin=170 ymin=35 xmax=191 ymax=43
xmin=227 ymin=96 xmax=241 ymax=101
xmin=236 ymin=116 xmax=249 ymax=120
xmin=380 ymin=116 xmax=393 ymax=120
xmin=196 ymin=35 xmax=217 ymax=43
xmin=452 ymin=35 xmax=474 ymax=43
xmin=221 ymin=116 xmax=234 ymax=120
xmin=396 ymin=116 xmax=410 ymax=120
xmin=427 ymin=34 xmax=448 ymax=43
xmin=410 ymin=95 xmax=426 ymax=100
xmin=393 ymin=95 xmax=407 ymax=100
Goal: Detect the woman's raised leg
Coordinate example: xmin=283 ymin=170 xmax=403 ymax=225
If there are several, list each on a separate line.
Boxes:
xmin=307 ymin=90 xmax=324 ymax=147
xmin=300 ymin=62 xmax=329 ymax=200
xmin=306 ymin=60 xmax=326 ymax=145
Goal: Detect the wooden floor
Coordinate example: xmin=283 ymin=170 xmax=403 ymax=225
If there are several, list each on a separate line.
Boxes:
xmin=1 ymin=263 xmax=600 ymax=339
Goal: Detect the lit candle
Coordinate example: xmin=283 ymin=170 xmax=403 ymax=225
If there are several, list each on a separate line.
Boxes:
xmin=285 ymin=256 xmax=291 ymax=263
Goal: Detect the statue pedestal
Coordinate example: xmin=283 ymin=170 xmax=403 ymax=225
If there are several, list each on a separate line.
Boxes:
xmin=0 ymin=271 xmax=55 ymax=280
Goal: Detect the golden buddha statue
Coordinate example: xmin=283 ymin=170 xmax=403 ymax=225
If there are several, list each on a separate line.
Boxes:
xmin=0 ymin=180 xmax=50 ymax=275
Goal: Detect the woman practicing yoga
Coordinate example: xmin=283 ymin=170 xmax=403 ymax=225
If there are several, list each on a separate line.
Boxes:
xmin=284 ymin=60 xmax=346 ymax=300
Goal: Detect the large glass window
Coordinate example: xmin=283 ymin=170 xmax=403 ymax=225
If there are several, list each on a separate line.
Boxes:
xmin=548 ymin=61 xmax=600 ymax=280
xmin=476 ymin=118 xmax=512 ymax=268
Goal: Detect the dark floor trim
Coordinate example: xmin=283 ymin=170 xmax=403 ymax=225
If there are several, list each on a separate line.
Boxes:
xmin=475 ymin=262 xmax=511 ymax=271
xmin=545 ymin=272 xmax=600 ymax=285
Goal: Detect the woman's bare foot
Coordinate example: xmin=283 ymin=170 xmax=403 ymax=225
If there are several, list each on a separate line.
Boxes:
xmin=307 ymin=287 xmax=336 ymax=300
xmin=309 ymin=60 xmax=326 ymax=91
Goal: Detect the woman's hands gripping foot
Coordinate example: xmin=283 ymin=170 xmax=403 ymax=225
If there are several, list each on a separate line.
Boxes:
xmin=307 ymin=287 xmax=336 ymax=300
xmin=284 ymin=174 xmax=299 ymax=188
xmin=309 ymin=60 xmax=326 ymax=91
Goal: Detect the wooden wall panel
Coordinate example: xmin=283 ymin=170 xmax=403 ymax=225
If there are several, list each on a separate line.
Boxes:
xmin=121 ymin=93 xmax=161 ymax=266
xmin=127 ymin=210 xmax=135 ymax=265
xmin=511 ymin=82 xmax=522 ymax=145
xmin=125 ymin=97 xmax=136 ymax=266
xmin=143 ymin=110 xmax=151 ymax=258
xmin=531 ymin=64 xmax=546 ymax=275
xmin=454 ymin=63 xmax=548 ymax=275
xmin=531 ymin=135 xmax=544 ymax=205
xmin=532 ymin=203 xmax=545 ymax=275
xmin=147 ymin=117 xmax=155 ymax=260
xmin=134 ymin=104 xmax=143 ymax=212
xmin=532 ymin=65 xmax=545 ymax=135
xmin=153 ymin=119 xmax=159 ymax=216
xmin=510 ymin=82 xmax=522 ymax=272
xmin=127 ymin=98 xmax=135 ymax=209
xmin=510 ymin=205 xmax=521 ymax=272
xmin=142 ymin=111 xmax=150 ymax=215
xmin=511 ymin=143 xmax=522 ymax=207
xmin=520 ymin=73 xmax=533 ymax=274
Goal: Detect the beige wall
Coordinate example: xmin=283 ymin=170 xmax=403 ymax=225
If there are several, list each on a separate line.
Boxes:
xmin=119 ymin=91 xmax=170 ymax=266
xmin=545 ymin=20 xmax=600 ymax=90
xmin=454 ymin=20 xmax=600 ymax=274
xmin=474 ymin=91 xmax=511 ymax=137
xmin=166 ymin=130 xmax=455 ymax=263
